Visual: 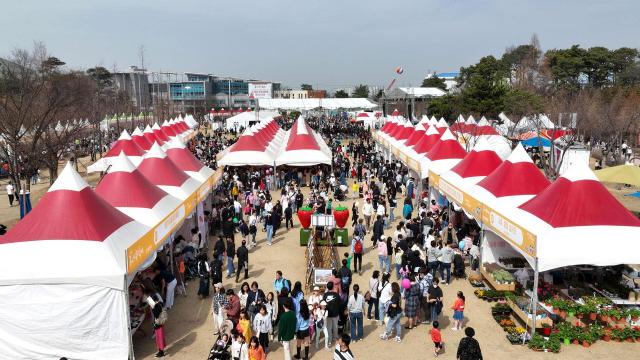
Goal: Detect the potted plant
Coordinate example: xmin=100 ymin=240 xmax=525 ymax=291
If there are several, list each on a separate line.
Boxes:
xmin=332 ymin=205 xmax=349 ymax=228
xmin=527 ymin=334 xmax=546 ymax=352
xmin=628 ymin=308 xmax=640 ymax=322
xmin=542 ymin=323 xmax=552 ymax=336
xmin=602 ymin=327 xmax=612 ymax=342
xmin=555 ymin=322 xmax=574 ymax=345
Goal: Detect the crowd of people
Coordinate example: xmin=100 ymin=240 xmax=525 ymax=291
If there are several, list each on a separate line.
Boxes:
xmin=137 ymin=114 xmax=484 ymax=360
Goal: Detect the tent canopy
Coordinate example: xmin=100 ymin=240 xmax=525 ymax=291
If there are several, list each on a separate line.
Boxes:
xmin=594 ymin=164 xmax=640 ymax=187
xmin=258 ymin=98 xmax=377 ymax=110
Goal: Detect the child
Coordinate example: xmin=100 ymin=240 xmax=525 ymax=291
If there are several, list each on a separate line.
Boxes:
xmin=451 ymin=291 xmax=465 ymax=331
xmin=265 ymin=292 xmax=277 ymax=339
xmin=213 ymin=333 xmax=229 ymax=352
xmin=237 ymin=311 xmax=252 ymax=343
xmin=430 ymin=321 xmax=443 ymax=357
xmin=231 ymin=330 xmax=249 ymax=360
xmin=252 ymin=305 xmax=272 ymax=353
xmin=248 ymin=336 xmax=266 ymax=360
xmin=344 ymin=252 xmax=353 ymax=270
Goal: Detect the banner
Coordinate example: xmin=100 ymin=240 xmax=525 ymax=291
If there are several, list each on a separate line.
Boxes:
xmin=248 ymin=82 xmax=273 ymax=99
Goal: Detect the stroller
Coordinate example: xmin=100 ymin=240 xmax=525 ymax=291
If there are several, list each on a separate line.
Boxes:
xmin=452 ymin=253 xmax=466 ymax=279
xmin=208 ymin=320 xmax=234 ymax=360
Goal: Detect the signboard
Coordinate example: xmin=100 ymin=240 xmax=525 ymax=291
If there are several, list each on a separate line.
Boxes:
xmin=314 ymin=268 xmax=333 ymax=285
xmin=311 ymin=214 xmax=335 ymax=227
xmin=248 ymin=82 xmax=273 ymax=99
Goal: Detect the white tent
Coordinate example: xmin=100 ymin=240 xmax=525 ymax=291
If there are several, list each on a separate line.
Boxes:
xmin=225 ymin=111 xmax=280 ymax=131
xmin=258 ymin=98 xmax=377 ymax=110
xmin=0 ymin=163 xmax=149 ymax=359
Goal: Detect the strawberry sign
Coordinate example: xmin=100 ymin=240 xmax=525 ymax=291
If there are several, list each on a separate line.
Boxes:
xmin=297 ymin=206 xmax=313 ymax=229
xmin=333 ymin=206 xmax=349 ymax=228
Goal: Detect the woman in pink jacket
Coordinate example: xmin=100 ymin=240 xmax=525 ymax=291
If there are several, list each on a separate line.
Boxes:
xmin=377 ymin=235 xmax=389 ymax=273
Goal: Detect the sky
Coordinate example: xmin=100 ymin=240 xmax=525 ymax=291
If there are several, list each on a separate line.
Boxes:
xmin=1 ymin=0 xmax=639 ymax=90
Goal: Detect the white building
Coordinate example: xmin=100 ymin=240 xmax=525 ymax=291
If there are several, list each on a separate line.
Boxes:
xmin=274 ymin=89 xmax=309 ymax=99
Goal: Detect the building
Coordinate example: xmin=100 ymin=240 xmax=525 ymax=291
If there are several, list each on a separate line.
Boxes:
xmin=308 ymin=90 xmax=327 ymax=98
xmin=148 ymin=73 xmax=281 ymax=114
xmin=113 ymin=66 xmax=150 ymax=110
xmin=334 ymin=85 xmax=381 ymax=98
xmin=274 ymin=89 xmax=309 ymax=99
xmin=380 ymin=87 xmax=446 ymax=118
xmin=424 ymin=72 xmax=460 ymax=91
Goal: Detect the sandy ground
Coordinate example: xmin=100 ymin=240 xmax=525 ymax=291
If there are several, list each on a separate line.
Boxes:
xmin=130 ymin=187 xmax=640 ymax=360
xmin=0 ymin=151 xmax=638 ymax=359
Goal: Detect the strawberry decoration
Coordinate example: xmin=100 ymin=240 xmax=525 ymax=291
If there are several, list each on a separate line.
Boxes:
xmin=297 ymin=206 xmax=313 ymax=229
xmin=333 ymin=205 xmax=349 ymax=228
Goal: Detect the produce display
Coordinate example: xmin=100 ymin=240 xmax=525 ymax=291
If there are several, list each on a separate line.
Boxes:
xmin=492 ymin=269 xmax=515 ymax=284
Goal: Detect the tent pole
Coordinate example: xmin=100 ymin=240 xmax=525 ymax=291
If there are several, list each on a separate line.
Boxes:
xmin=530 ymin=259 xmax=540 ymax=341
xmin=124 ymin=271 xmax=135 ymax=360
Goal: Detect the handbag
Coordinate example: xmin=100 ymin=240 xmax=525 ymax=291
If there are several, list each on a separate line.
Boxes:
xmin=155 ymin=307 xmax=168 ymax=326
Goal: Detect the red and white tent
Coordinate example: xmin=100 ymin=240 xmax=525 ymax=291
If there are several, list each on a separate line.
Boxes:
xmin=473 ymin=143 xmax=550 ymax=208
xmin=160 ymin=119 xmax=178 ymax=138
xmin=421 ymin=128 xmax=467 ymax=178
xmin=462 ymin=115 xmax=477 ymax=135
xmin=165 ymin=138 xmax=215 ymax=184
xmin=435 ymin=117 xmax=449 ymax=134
xmin=276 ymin=116 xmax=331 ymax=166
xmin=409 ymin=124 xmax=441 ymax=158
xmin=96 ymin=152 xmax=181 ymax=227
xmin=131 ymin=126 xmax=152 ymax=151
xmin=143 ymin=124 xmax=164 ymax=146
xmin=218 ymin=127 xmax=276 ymax=166
xmin=441 ymin=136 xmax=510 ymax=190
xmin=404 ymin=122 xmax=426 ymax=147
xmin=0 ymin=163 xmax=149 ymax=359
xmin=515 ymin=161 xmax=640 ymax=271
xmin=137 ymin=143 xmax=201 ymax=200
xmin=152 ymin=122 xmax=170 ymax=143
xmin=87 ymin=130 xmax=145 ymax=172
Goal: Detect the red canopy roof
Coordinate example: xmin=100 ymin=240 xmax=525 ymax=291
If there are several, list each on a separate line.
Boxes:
xmin=96 ymin=153 xmax=168 ymax=209
xmin=0 ymin=163 xmax=132 ymax=244
xmin=286 ymin=118 xmax=320 ymax=151
xmin=519 ymin=162 xmax=640 ymax=227
xmin=450 ymin=137 xmax=503 ymax=178
xmin=426 ymin=129 xmax=466 ymax=161
xmin=105 ymin=130 xmax=145 ymax=158
xmin=477 ymin=144 xmax=550 ymax=197
xmin=137 ymin=143 xmax=191 ymax=187
xmin=404 ymin=123 xmax=426 ymax=147
xmin=413 ymin=125 xmax=441 ymax=154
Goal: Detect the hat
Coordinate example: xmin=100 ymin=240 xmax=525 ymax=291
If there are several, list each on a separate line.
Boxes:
xmin=313 ymin=286 xmax=320 ymax=291
xmin=320 ymin=300 xmax=327 ymax=306
xmin=380 ymin=235 xmax=386 ymax=240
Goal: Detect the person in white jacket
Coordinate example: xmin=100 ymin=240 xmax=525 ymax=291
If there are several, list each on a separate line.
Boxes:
xmin=253 ymin=305 xmax=273 ymax=353
xmin=347 ymin=284 xmax=365 ymax=342
xmin=377 ymin=273 xmax=393 ymax=324
xmin=231 ymin=332 xmax=249 ymax=360
xmin=314 ymin=301 xmax=330 ymax=350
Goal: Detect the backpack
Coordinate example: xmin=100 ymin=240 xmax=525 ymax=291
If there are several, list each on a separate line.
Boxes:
xmin=354 ymin=239 xmax=363 ymax=254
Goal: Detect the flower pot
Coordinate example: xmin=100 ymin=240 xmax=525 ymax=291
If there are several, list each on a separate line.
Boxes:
xmin=589 ymin=313 xmax=597 ymax=321
xmin=563 ymin=338 xmax=570 ymax=345
xmin=332 ymin=207 xmax=349 ymax=228
xmin=603 ymin=335 xmax=611 ymax=342
xmin=553 ymin=308 xmax=560 ymax=315
xmin=572 ymin=339 xmax=579 ymax=345
xmin=582 ymin=341 xmax=590 ymax=348
xmin=296 ymin=208 xmax=313 ymax=229
xmin=599 ymin=314 xmax=609 ymax=322
xmin=626 ymin=338 xmax=635 ymax=343
xmin=542 ymin=327 xmax=551 ymax=336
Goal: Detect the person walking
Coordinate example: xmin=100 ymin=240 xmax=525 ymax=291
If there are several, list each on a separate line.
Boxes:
xmin=236 ymin=240 xmax=249 ymax=283
xmin=351 ymin=235 xmax=364 ymax=275
xmin=439 ymin=242 xmax=454 ymax=285
xmin=314 ymin=301 xmax=330 ymax=350
xmin=377 ymin=272 xmax=392 ymax=324
xmin=351 ymin=202 xmax=359 ymax=227
xmin=377 ymin=236 xmax=389 ymax=273
xmin=362 ymin=199 xmax=373 ymax=230
xmin=428 ymin=278 xmax=444 ymax=323
xmin=278 ymin=299 xmax=297 ymax=360
xmin=451 ymin=291 xmax=466 ymax=331
xmin=6 ymin=183 xmax=14 ymax=207
xmin=284 ymin=204 xmax=294 ymax=230
xmin=226 ymin=237 xmax=236 ymax=278
xmin=253 ymin=305 xmax=272 ymax=353
xmin=197 ymin=253 xmax=211 ymax=298
xmin=294 ymin=299 xmax=311 ymax=360
xmin=367 ymin=271 xmax=380 ymax=321
xmin=265 ymin=212 xmax=274 ymax=246
xmin=379 ymin=282 xmax=402 ymax=342
xmin=456 ymin=327 xmax=483 ymax=360
xmin=347 ymin=284 xmax=365 ymax=342
xmin=430 ymin=321 xmax=443 ymax=357
xmin=322 ymin=281 xmax=340 ymax=346
xmin=372 ymin=215 xmax=384 ymax=247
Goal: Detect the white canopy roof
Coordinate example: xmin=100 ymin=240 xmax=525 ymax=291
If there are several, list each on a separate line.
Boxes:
xmin=258 ymin=98 xmax=377 ymax=110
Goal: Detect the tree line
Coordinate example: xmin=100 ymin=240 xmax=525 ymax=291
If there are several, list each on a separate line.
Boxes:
xmin=426 ymin=35 xmax=640 ymax=146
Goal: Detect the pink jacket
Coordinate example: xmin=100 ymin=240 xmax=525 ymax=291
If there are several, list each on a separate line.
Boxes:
xmin=377 ymin=240 xmax=388 ymax=256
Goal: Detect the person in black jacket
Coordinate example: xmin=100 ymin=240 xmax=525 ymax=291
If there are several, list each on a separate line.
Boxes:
xmin=372 ymin=215 xmax=384 ymax=247
xmin=225 ymin=237 xmax=235 ymax=278
xmin=213 ymin=236 xmax=226 ymax=263
xmin=236 ymin=240 xmax=249 ymax=283
xmin=210 ymin=256 xmax=223 ymax=285
xmin=284 ymin=204 xmax=293 ymax=229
